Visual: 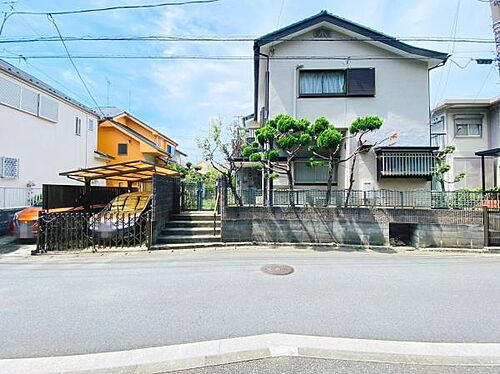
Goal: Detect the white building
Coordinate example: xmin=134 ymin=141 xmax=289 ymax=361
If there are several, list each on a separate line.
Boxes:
xmin=0 ymin=59 xmax=108 ymax=194
xmin=431 ymin=97 xmax=500 ymax=190
xmin=239 ymin=11 xmax=448 ymax=195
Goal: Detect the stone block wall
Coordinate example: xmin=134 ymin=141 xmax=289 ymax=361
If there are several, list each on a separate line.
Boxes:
xmin=222 ymin=206 xmax=485 ymax=248
xmin=152 ymin=175 xmax=180 ymax=243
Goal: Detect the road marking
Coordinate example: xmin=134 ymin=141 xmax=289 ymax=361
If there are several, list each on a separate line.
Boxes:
xmin=1 ymin=334 xmax=500 ymax=373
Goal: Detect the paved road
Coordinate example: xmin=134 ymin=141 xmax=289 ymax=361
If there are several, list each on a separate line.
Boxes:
xmin=1 ymin=250 xmax=500 ymax=359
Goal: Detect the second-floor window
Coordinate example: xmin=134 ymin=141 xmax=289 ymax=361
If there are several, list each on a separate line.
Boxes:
xmin=117 ymin=143 xmax=128 ymax=155
xmin=75 ymin=117 xmax=82 ymax=136
xmin=299 ymin=70 xmax=346 ymax=96
xmin=454 ymin=114 xmax=482 ymax=137
xmin=88 ymin=118 xmax=95 ymax=131
xmin=299 ymin=68 xmax=375 ymax=97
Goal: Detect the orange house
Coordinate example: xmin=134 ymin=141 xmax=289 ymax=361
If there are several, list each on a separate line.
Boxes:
xmin=97 ymin=107 xmax=185 ymax=186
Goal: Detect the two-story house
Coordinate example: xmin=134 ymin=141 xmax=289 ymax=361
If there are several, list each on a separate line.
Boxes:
xmin=97 ymin=107 xmax=186 ymax=186
xmin=0 ymin=59 xmax=106 ymax=194
xmin=239 ymin=11 xmax=448 ymax=197
xmin=431 ymin=97 xmax=500 ymax=190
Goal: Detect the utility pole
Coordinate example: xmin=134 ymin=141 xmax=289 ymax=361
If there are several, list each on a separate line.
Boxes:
xmin=491 ymin=0 xmax=500 ymax=71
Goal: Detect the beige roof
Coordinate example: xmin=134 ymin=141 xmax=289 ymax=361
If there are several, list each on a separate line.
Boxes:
xmin=60 ymin=160 xmax=179 ymax=182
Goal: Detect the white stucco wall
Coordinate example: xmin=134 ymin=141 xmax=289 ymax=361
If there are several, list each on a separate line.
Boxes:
xmin=0 ymin=70 xmax=104 ymax=189
xmin=431 ymin=106 xmax=497 ymax=190
xmin=256 ymin=25 xmax=435 ymax=190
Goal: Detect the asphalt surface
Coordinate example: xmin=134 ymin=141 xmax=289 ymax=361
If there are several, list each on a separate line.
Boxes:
xmin=176 ymin=357 xmax=500 ymax=374
xmin=1 ymin=250 xmax=500 ymax=359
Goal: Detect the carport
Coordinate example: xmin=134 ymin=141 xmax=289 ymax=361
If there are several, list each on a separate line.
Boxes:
xmin=475 ymin=148 xmax=500 ymax=191
xmin=60 ymin=160 xmax=179 ymax=186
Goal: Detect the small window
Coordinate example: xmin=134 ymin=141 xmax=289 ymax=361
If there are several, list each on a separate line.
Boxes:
xmin=117 ymin=143 xmax=128 ymax=155
xmin=0 ymin=76 xmax=21 ymax=108
xmin=0 ymin=157 xmax=19 ymax=179
xmin=39 ymin=95 xmax=59 ymax=122
xmin=167 ymin=145 xmax=173 ymax=155
xmin=299 ymin=70 xmax=346 ymax=96
xmin=294 ymin=161 xmax=332 ymax=184
xmin=75 ymin=117 xmax=82 ymax=136
xmin=88 ymin=118 xmax=95 ymax=131
xmin=454 ymin=115 xmax=482 ymax=137
xmin=20 ymin=87 xmax=39 ymax=115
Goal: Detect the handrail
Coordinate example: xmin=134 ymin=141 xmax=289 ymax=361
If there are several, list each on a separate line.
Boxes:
xmin=213 ymin=190 xmax=220 ymax=236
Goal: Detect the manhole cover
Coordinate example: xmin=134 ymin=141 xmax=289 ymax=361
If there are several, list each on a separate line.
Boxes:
xmin=261 ymin=264 xmax=294 ymax=276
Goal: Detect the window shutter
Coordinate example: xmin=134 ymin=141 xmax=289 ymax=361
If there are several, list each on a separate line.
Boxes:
xmin=347 ymin=68 xmax=375 ymax=96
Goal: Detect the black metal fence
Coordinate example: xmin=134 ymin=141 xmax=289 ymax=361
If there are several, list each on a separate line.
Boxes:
xmin=226 ymin=188 xmax=500 ymax=211
xmin=36 ymin=211 xmax=151 ymax=252
xmin=42 ymin=184 xmax=134 ymax=210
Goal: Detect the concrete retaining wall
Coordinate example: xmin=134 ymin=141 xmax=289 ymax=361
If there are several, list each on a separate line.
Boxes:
xmin=222 ymin=207 xmax=485 ymax=248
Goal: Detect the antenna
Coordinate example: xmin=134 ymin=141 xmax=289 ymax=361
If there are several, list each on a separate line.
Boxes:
xmin=105 ymin=77 xmax=111 ymax=106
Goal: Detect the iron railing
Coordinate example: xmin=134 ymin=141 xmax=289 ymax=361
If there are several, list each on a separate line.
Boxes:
xmin=0 ymin=187 xmax=42 ymax=209
xmin=36 ymin=210 xmax=152 ymax=252
xmin=379 ymin=152 xmax=435 ymax=177
xmin=226 ymin=188 xmax=499 ymax=210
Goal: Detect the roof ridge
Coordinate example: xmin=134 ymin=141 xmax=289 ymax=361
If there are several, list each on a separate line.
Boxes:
xmin=254 ymin=11 xmax=448 ymax=61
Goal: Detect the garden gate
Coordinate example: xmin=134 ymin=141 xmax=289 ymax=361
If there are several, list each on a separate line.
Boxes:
xmin=181 ymin=181 xmax=217 ymax=211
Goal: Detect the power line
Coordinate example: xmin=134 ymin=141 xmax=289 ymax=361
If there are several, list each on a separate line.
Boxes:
xmin=0 ymin=0 xmax=222 ymax=36
xmin=9 ymin=0 xmax=222 ymax=15
xmin=275 ymin=0 xmax=285 ymax=28
xmin=0 ymin=35 xmax=495 ymax=44
xmin=47 ymin=14 xmax=103 ymax=115
xmin=0 ymin=53 xmax=489 ymax=61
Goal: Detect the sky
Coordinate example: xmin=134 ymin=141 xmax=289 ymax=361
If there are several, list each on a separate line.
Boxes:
xmin=1 ymin=0 xmax=499 ymax=161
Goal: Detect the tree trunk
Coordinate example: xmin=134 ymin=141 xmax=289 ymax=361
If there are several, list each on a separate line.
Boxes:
xmin=344 ymin=154 xmax=358 ymax=207
xmin=226 ymin=174 xmax=243 ymax=207
xmin=286 ymin=161 xmax=295 ymax=208
xmin=325 ymin=157 xmax=335 ymax=207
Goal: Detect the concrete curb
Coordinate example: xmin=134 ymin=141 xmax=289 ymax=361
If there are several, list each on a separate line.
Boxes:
xmin=2 ymin=334 xmax=500 ymax=373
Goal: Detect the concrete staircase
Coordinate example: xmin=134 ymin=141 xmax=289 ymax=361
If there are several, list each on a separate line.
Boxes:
xmin=155 ymin=211 xmax=221 ymax=249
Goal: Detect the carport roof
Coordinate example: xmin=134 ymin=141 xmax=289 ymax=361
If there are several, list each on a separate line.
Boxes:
xmin=60 ymin=160 xmax=179 ymax=182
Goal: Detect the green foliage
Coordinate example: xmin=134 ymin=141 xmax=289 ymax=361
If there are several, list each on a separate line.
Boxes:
xmin=264 ymin=149 xmax=280 ymax=161
xmin=249 ymin=153 xmax=262 ymax=162
xmin=349 ymin=115 xmax=383 ymax=134
xmin=276 ymin=135 xmax=299 ymax=149
xmin=242 ymin=145 xmax=256 ymax=158
xmin=442 ymin=145 xmax=456 ymax=155
xmin=298 ymin=133 xmax=312 ymax=146
xmin=275 ymin=114 xmax=296 ymax=133
xmin=264 ymin=172 xmax=279 ymax=179
xmin=309 ymin=116 xmax=330 ymax=136
xmin=317 ymin=126 xmax=343 ymax=150
xmin=295 ymin=118 xmax=311 ymax=132
xmin=256 ymin=126 xmax=276 ymax=145
xmin=306 ymin=157 xmax=325 ymax=168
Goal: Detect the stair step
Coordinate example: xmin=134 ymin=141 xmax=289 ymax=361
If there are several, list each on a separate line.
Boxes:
xmin=157 ymin=234 xmax=222 ymax=244
xmin=152 ymin=242 xmax=226 ymax=250
xmin=167 ymin=220 xmax=220 ymax=228
xmin=162 ymin=227 xmax=221 ymax=236
xmin=172 ymin=213 xmax=220 ymax=221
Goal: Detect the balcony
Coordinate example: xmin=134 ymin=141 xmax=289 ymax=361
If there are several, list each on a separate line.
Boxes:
xmin=375 ymin=147 xmax=437 ymax=179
